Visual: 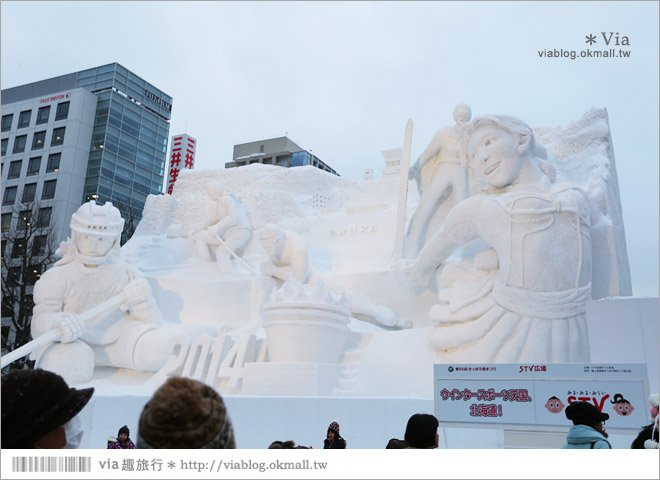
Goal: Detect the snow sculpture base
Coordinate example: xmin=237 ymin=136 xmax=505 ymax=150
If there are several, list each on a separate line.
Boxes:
xmin=263 ymin=302 xmax=350 ymax=363
xmin=241 ymin=362 xmax=344 ymax=396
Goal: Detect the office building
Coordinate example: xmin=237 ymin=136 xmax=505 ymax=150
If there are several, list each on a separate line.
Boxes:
xmin=1 ymin=63 xmax=172 ymax=353
xmin=227 ymin=136 xmax=339 ymax=176
xmin=2 ymin=62 xmax=172 ymax=229
xmin=166 ymin=134 xmax=196 ymax=195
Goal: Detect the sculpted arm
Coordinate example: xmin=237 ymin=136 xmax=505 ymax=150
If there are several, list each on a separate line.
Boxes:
xmin=418 ymin=130 xmax=445 ymax=168
xmin=123 ymin=267 xmax=163 ymax=324
xmin=408 ymin=196 xmax=494 ymax=286
xmin=409 ymin=130 xmax=444 ymax=180
xmin=208 ymin=197 xmax=238 ymax=235
xmin=31 ymin=268 xmax=68 ymax=338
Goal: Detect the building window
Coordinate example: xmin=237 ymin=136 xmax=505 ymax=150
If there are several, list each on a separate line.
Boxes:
xmin=32 ymin=131 xmax=46 ymax=150
xmin=55 ymin=101 xmax=70 ymax=121
xmin=7 ymin=160 xmax=22 ymax=179
xmin=13 ymin=135 xmax=27 ymax=153
xmin=1 ymin=114 xmax=13 ymax=132
xmin=51 ymin=127 xmax=65 ymax=146
xmin=17 ymin=110 xmax=32 ymax=129
xmin=1 ymin=213 xmax=12 ymax=232
xmin=42 ymin=179 xmax=57 ymax=200
xmin=25 ymin=265 xmax=42 ymax=286
xmin=37 ymin=207 xmax=52 ymax=227
xmin=1 ymin=138 xmax=7 ymax=156
xmin=3 ymin=186 xmax=17 ymax=205
xmin=17 ymin=210 xmax=31 ymax=230
xmin=22 ymin=183 xmax=37 ymax=203
xmin=32 ymin=235 xmax=47 ymax=256
xmin=11 ymin=238 xmax=27 ymax=258
xmin=27 ymin=156 xmax=41 ymax=176
xmin=46 ymin=153 xmax=61 ymax=172
xmin=36 ymin=106 xmax=50 ymax=125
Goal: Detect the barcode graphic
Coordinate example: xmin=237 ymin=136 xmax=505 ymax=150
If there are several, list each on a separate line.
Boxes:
xmin=12 ymin=456 xmax=91 ymax=473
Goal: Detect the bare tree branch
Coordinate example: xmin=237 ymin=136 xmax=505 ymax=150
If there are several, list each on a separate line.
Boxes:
xmin=1 ymin=199 xmax=57 ymax=372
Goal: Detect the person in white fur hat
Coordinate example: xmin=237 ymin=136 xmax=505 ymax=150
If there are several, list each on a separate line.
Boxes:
xmin=631 ymin=393 xmax=659 ymax=449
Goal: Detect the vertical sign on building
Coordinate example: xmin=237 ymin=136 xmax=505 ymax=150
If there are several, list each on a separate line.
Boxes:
xmin=167 ymin=134 xmax=196 ymax=195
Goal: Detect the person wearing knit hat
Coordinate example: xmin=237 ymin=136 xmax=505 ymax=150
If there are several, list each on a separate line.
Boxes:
xmin=323 ymin=421 xmax=346 ymax=449
xmin=631 ymin=393 xmax=659 ymax=449
xmin=562 ymin=401 xmax=611 ymax=449
xmin=107 ymin=425 xmax=136 ymax=449
xmin=1 ymin=368 xmax=94 ymax=449
xmin=137 ymin=377 xmax=235 ymax=449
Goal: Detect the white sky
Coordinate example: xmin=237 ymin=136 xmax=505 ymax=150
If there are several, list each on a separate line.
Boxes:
xmin=1 ymin=1 xmax=658 ymax=296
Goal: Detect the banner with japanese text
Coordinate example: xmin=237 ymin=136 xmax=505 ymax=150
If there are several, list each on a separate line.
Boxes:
xmin=433 ymin=363 xmax=650 ymax=431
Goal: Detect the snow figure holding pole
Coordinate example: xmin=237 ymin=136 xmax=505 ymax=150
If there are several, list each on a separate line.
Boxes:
xmin=194 ymin=182 xmax=253 ymax=274
xmin=27 ymin=201 xmax=213 ymax=384
xmin=398 ymin=114 xmax=592 ymax=362
xmin=404 ymin=103 xmax=472 ymax=258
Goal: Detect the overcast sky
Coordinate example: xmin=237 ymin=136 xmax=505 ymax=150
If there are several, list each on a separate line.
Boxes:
xmin=2 ymin=1 xmax=658 ymax=296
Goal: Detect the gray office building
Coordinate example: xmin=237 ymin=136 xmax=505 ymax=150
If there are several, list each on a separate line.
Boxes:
xmin=2 ymin=62 xmax=172 ymax=222
xmin=1 ymin=63 xmax=172 ymax=353
xmin=228 ymin=136 xmax=339 ymax=176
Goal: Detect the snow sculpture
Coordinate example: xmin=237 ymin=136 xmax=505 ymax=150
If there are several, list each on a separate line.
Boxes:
xmin=31 ymin=201 xmax=214 ymax=384
xmin=193 ymin=182 xmax=253 ymax=273
xmin=56 ymin=107 xmax=629 ymax=399
xmin=259 ymin=224 xmax=410 ymax=329
xmin=399 ymin=114 xmax=592 ymax=362
xmin=533 ymin=108 xmax=631 ymax=298
xmin=404 ymin=103 xmax=472 ymax=258
xmin=263 ymin=279 xmax=351 ymax=363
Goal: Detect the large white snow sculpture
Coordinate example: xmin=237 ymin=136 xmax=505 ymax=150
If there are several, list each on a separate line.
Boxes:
xmin=22 ymin=107 xmax=633 ymax=400
xmin=398 ymin=114 xmax=592 ymax=362
xmin=30 ymin=201 xmax=214 ymax=384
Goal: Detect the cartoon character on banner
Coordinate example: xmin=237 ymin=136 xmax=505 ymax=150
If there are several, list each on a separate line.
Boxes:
xmin=611 ymin=393 xmax=635 ymax=417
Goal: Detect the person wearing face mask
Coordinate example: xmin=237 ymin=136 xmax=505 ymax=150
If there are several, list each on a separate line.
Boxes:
xmin=1 ymin=368 xmax=93 ymax=449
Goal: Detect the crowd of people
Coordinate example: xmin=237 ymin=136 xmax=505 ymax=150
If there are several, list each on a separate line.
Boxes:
xmin=1 ymin=368 xmax=658 ymax=450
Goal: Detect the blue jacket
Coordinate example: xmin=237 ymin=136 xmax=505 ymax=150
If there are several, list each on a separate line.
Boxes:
xmin=562 ymin=425 xmax=612 ymax=449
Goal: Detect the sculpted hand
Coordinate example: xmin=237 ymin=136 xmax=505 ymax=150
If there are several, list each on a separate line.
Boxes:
xmin=408 ymin=165 xmax=418 ymax=181
xmin=121 ymin=278 xmax=152 ymax=312
xmin=58 ymin=313 xmax=86 ymax=343
xmin=393 ymin=258 xmax=430 ymax=290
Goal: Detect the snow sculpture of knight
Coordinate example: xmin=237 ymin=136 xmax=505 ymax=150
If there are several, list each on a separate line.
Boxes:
xmin=31 ymin=201 xmax=213 ymax=384
xmin=399 ymin=114 xmax=592 ymax=362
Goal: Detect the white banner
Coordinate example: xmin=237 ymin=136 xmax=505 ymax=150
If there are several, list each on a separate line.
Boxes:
xmin=434 ymin=363 xmax=650 ymax=431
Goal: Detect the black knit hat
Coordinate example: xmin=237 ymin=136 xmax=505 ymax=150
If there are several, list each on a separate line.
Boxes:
xmin=1 ymin=368 xmax=94 ymax=448
xmin=118 ymin=425 xmax=130 ymax=437
xmin=565 ymin=401 xmax=609 ymax=426
xmin=137 ymin=377 xmax=235 ymax=449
